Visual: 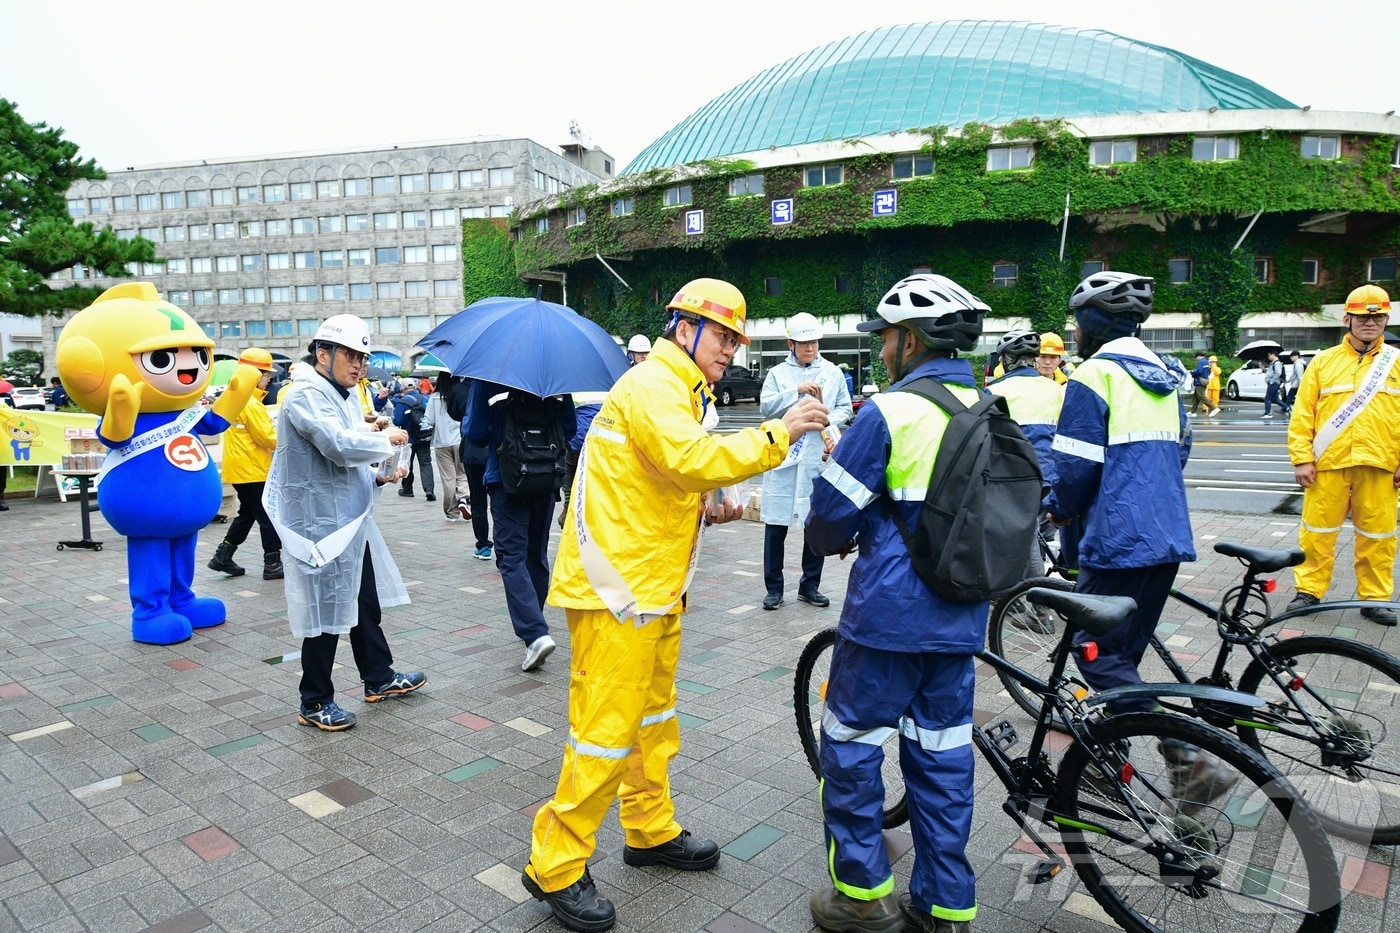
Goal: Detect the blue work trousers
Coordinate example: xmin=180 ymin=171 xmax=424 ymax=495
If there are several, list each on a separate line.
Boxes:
xmin=488 ymin=483 xmax=552 ymax=645
xmin=1072 ymin=563 xmax=1179 ymax=713
xmin=763 ymin=523 xmax=823 ymax=596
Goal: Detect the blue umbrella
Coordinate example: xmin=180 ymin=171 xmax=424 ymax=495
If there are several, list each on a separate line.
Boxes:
xmin=416 ymin=295 xmax=629 ymax=397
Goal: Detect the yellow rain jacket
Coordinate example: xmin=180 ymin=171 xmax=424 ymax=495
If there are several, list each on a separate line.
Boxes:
xmin=549 ymin=336 xmax=791 ymax=609
xmin=1288 ymin=339 xmax=1400 ymax=472
xmin=220 ymin=388 xmax=276 ymax=484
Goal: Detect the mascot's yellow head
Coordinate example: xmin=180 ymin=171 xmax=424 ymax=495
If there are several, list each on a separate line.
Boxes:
xmin=56 ymin=283 xmax=216 ymax=413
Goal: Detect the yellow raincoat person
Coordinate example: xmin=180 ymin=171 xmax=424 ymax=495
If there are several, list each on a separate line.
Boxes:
xmin=1288 ymin=285 xmax=1400 ymax=622
xmin=522 ymin=279 xmax=828 ymax=930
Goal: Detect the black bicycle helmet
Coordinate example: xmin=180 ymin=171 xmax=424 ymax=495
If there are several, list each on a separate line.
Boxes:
xmin=995 ymin=330 xmax=1042 ymax=361
xmin=1068 ymin=271 xmax=1155 ymax=322
xmin=857 ymin=273 xmax=989 ymax=352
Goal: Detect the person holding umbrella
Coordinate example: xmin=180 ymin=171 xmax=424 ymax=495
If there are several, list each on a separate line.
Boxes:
xmin=520 ymin=278 xmax=829 ymax=932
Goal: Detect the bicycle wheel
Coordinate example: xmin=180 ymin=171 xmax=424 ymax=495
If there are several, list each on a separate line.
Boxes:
xmin=1057 ymin=712 xmax=1340 ymax=933
xmin=1236 ymin=634 xmax=1400 ymax=845
xmin=988 ymin=576 xmax=1075 ymax=721
xmin=793 ymin=628 xmax=909 ymax=829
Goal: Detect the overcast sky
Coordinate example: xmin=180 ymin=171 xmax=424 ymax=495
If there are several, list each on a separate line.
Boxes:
xmin=2 ymin=0 xmax=1395 ymax=173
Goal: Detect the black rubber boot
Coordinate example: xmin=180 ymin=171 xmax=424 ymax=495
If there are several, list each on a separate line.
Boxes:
xmin=207 ymin=541 xmax=246 ymax=577
xmin=263 ymin=550 xmax=284 ymax=581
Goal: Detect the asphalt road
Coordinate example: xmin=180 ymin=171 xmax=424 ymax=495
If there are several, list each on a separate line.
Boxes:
xmin=714 ymin=395 xmax=1303 ymax=518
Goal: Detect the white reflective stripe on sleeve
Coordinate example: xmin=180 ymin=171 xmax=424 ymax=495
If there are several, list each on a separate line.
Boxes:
xmin=488 ymin=392 xmax=510 ymax=405
xmin=1017 ymin=417 xmax=1059 ymax=426
xmin=640 ymin=708 xmax=676 ymax=728
xmin=587 ymin=424 xmax=627 ymax=445
xmin=1107 ymin=431 xmax=1179 ymax=445
xmin=1052 ymin=434 xmax=1105 ymax=463
xmin=887 ymin=487 xmax=929 ymax=501
xmin=1355 ymin=526 xmax=1399 ymax=540
xmin=898 ymin=719 xmax=974 ymax=752
xmin=1319 ymin=385 xmax=1354 ymax=396
xmin=822 ymin=461 xmax=878 ymax=510
xmin=821 ymin=708 xmax=898 ymax=745
xmin=1301 ymin=520 xmax=1345 ymax=535
xmin=567 ymin=733 xmax=631 ymax=760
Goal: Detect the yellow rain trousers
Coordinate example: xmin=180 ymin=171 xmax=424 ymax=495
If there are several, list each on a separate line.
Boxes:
xmin=525 ymin=607 xmax=683 ymax=891
xmin=1296 ymin=465 xmax=1397 ymax=600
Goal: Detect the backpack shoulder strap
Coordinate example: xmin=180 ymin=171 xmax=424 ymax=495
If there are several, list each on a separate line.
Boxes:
xmin=891 ymin=375 xmax=970 ymax=416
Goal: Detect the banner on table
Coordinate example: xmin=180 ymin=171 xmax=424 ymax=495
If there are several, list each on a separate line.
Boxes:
xmin=0 ymin=409 xmax=101 ymax=467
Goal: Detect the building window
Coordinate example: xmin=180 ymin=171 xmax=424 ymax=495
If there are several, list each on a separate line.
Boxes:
xmin=992 ymin=263 xmax=1019 ymax=288
xmin=430 ymin=208 xmax=456 ymax=227
xmin=141 ymin=262 xmax=161 ymax=275
xmin=462 ymin=206 xmax=487 ymax=219
xmin=1301 ymin=258 xmax=1320 ymax=285
xmin=292 ymin=217 xmax=314 ymax=235
xmin=804 ymin=164 xmax=844 ymax=187
xmin=1089 ymin=139 xmax=1137 ymax=166
xmin=400 ymin=174 xmax=425 ymax=193
xmin=240 ymin=221 xmax=263 ymax=238
xmin=1368 ymin=256 xmax=1397 ymax=281
xmin=192 ymin=289 xmax=215 ymax=305
xmin=347 ymin=249 xmax=369 ymax=266
xmin=163 ymin=225 xmax=185 ymax=242
xmin=114 ymin=228 xmax=135 ymax=241
xmin=165 ymin=258 xmax=187 ymax=274
xmin=186 ymin=190 xmax=210 ymax=208
xmin=199 ymin=322 xmax=217 ymax=339
xmin=1393 ymin=142 xmax=1400 ymax=169
xmin=343 ymin=177 xmax=367 ymax=196
xmin=403 ymin=246 xmax=427 ymax=264
xmin=318 ymin=215 xmax=342 ymax=234
xmin=835 ymin=274 xmax=852 ymax=294
xmin=611 ymin=197 xmax=635 ymax=216
xmin=137 ymin=193 xmax=158 ymax=211
xmin=262 ymin=185 xmax=285 ymax=203
xmin=113 ymin=195 xmax=134 ymax=212
xmin=488 ymin=167 xmax=514 ymax=187
xmin=269 ymin=287 xmax=291 ymax=303
xmin=350 ymin=283 xmax=372 ymax=300
xmin=265 ymin=219 xmax=288 ymax=236
xmin=764 ymin=277 xmax=781 ymax=297
xmin=216 ymin=255 xmax=237 ymax=273
xmin=376 ymin=247 xmax=399 ymax=265
xmin=379 ymin=316 xmax=404 ymax=334
xmin=211 ymin=188 xmax=233 ymax=206
xmin=406 ymin=313 xmax=431 ymax=330
xmin=728 ymin=173 xmax=765 ymax=196
xmin=987 ymin=145 xmax=1035 ymax=171
xmin=1168 ymin=258 xmax=1193 ymax=284
xmin=373 ymin=212 xmax=398 ymax=230
xmin=567 ymin=207 xmax=587 ymax=227
xmin=237 ymin=186 xmax=258 ymax=205
xmin=377 ymin=282 xmax=401 ymax=299
xmin=1193 ymin=136 xmax=1239 ymax=162
xmin=240 ymin=254 xmax=262 ymax=272
xmin=372 ymin=175 xmax=396 ymax=195
xmin=535 ymin=217 xmax=550 ymax=234
xmin=167 ymin=290 xmax=190 ymax=305
xmin=293 ymin=251 xmax=316 ymax=269
xmin=272 ymin=318 xmax=293 ymax=333
xmin=191 ymin=257 xmax=212 ymax=274
xmin=346 ymin=213 xmax=369 ymax=231
xmin=288 ymin=182 xmax=312 ymax=201
xmin=460 ymin=169 xmax=484 ymax=188
xmin=404 ymin=281 xmax=429 ymax=299
xmin=187 ymin=224 xmax=209 ymax=241
xmin=296 ymin=286 xmax=317 ymax=302
xmin=892 ymin=155 xmax=934 ymax=179
xmin=1301 ymin=135 xmax=1340 ymax=160
xmin=434 ymin=279 xmax=457 ymax=298
xmin=403 ymin=210 xmax=427 ymax=228
xmin=139 ymin=226 xmax=161 ymax=242
xmin=429 ymin=171 xmax=454 ymax=192
xmin=320 ymin=250 xmax=343 ymax=268
xmin=221 ymin=321 xmax=242 ymax=337
xmin=298 ymin=318 xmax=318 ymax=334
xmin=157 ymin=191 xmax=181 ymax=210
xmin=1080 ymin=260 xmax=1107 ymax=278
xmin=322 ymin=284 xmax=345 ymax=300
xmin=218 ymin=288 xmax=240 ymax=305
xmin=243 ymin=289 xmax=266 ymax=305
xmin=214 ymin=222 xmax=236 ymax=240
xmin=663 ymin=184 xmax=692 ymax=207
xmin=88 ymin=196 xmax=110 ymax=213
xmin=1253 ymin=258 xmax=1270 ymax=284
xmin=488 ymin=205 xmax=511 ymax=219
xmin=317 ymin=180 xmax=341 ymax=199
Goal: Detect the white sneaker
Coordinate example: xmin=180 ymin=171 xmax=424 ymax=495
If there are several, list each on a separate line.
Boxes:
xmin=522 ymin=635 xmax=556 ymax=672
xmin=1261 ymin=413 xmax=1273 ymax=420
xmin=442 ymin=514 xmax=461 ymax=522
xmin=1209 ymin=408 xmax=1220 ymax=417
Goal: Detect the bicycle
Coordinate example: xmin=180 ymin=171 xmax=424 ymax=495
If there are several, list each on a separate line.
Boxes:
xmin=989 ymin=540 xmax=1400 ymax=845
xmin=794 ymin=586 xmax=1341 ymax=932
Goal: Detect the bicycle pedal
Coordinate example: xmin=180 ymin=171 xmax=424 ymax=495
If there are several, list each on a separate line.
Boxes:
xmin=1028 ymin=858 xmax=1065 ymax=885
xmin=986 ymin=719 xmax=1018 ymax=750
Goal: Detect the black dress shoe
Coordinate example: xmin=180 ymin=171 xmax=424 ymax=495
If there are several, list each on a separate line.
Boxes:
xmin=1361 ymin=606 xmax=1398 ymax=626
xmin=762 ymin=592 xmax=783 ymax=611
xmin=623 ymin=829 xmax=721 ymax=871
xmin=521 ymin=867 xmax=615 ymax=932
xmin=797 ymin=589 xmax=830 ymax=608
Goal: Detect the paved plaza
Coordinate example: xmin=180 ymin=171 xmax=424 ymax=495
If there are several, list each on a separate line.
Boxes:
xmin=1 ymin=487 xmax=1397 ymax=931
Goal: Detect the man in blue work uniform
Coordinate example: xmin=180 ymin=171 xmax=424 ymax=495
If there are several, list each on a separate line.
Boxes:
xmin=805 ymin=273 xmax=989 ymax=933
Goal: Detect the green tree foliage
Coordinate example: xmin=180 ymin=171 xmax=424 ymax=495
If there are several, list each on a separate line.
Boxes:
xmin=2 ymin=348 xmax=43 ymax=384
xmin=0 ymin=98 xmax=158 ymax=317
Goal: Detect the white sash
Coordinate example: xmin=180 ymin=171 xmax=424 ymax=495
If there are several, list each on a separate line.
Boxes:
xmin=95 ymin=404 xmax=208 ymax=483
xmin=573 ymin=441 xmax=705 ymax=626
xmin=1313 ymin=345 xmax=1399 ymax=461
xmin=262 ymin=452 xmax=371 ymax=569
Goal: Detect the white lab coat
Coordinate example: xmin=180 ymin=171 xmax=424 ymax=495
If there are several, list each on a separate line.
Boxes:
xmin=758 ymin=354 xmax=853 ymax=526
xmin=265 ymin=363 xmax=409 ymax=637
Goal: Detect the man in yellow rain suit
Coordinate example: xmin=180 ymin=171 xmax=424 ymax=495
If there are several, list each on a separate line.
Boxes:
xmin=1287 ymin=284 xmax=1400 ymax=626
xmin=521 ymin=278 xmax=830 ymax=932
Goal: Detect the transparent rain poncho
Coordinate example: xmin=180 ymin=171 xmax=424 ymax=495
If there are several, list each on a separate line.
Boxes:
xmin=758 ymin=354 xmax=852 ymax=526
xmin=264 ymin=363 xmax=409 ymax=637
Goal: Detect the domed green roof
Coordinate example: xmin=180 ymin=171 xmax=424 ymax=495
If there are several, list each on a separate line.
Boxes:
xmin=623 ymin=21 xmax=1294 ymax=174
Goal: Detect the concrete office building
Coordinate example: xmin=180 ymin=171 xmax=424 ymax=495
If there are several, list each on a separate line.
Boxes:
xmin=47 ymin=137 xmax=611 ymax=372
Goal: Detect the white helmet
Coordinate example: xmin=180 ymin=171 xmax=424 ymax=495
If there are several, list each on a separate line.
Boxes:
xmin=786 ymin=312 xmax=823 ymax=342
xmin=626 ymin=334 xmax=652 ymax=353
xmin=314 ymin=314 xmax=371 ymax=352
xmin=857 ymin=274 xmax=987 ymax=352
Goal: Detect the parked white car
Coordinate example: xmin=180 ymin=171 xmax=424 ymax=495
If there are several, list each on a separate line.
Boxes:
xmin=1226 ymin=351 xmax=1318 ymax=401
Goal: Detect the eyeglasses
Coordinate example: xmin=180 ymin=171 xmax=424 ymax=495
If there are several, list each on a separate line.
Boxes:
xmin=340 ymin=349 xmax=369 ymax=366
xmin=711 ymin=328 xmax=743 ymax=351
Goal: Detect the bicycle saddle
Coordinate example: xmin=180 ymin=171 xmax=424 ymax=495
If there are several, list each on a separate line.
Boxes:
xmin=1024 ymin=588 xmax=1137 ymax=637
xmin=1214 ymin=542 xmax=1304 ymax=573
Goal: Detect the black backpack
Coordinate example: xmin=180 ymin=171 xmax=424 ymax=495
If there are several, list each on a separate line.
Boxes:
xmin=403 ymin=399 xmax=427 ymax=445
xmin=496 ymin=392 xmax=569 ymax=499
xmin=887 ymin=377 xmax=1043 ymax=604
